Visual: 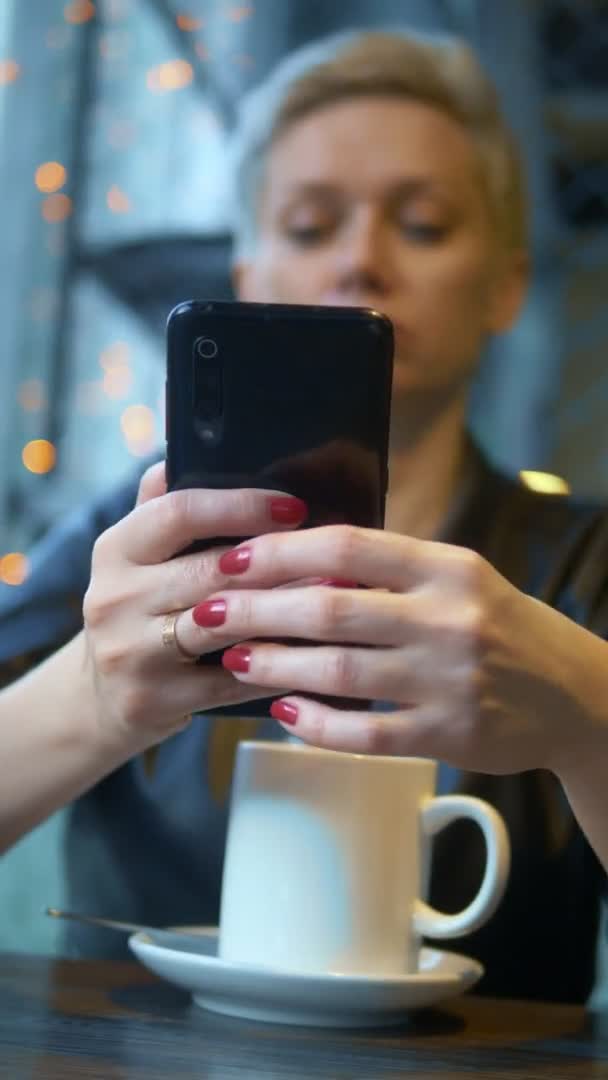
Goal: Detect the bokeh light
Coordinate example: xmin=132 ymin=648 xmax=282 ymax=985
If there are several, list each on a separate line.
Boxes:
xmin=226 ymin=5 xmax=253 ymax=22
xmin=35 ymin=161 xmax=67 ymax=193
xmin=106 ymin=184 xmax=131 ymax=213
xmin=177 ymin=13 xmax=203 ymax=31
xmin=103 ymin=368 xmax=132 ymax=399
xmin=42 ymin=193 xmax=72 ymax=223
xmin=121 ymin=405 xmax=156 ymax=456
xmin=146 ymin=60 xmax=193 ymax=93
xmin=0 ymin=60 xmax=20 ymax=85
xmin=99 ymin=340 xmax=130 ymax=370
xmin=64 ymin=1 xmax=96 ymax=25
xmin=0 ymin=553 xmax=29 ymax=587
xmin=18 ymin=379 xmax=47 ymax=413
xmin=519 ymin=470 xmax=571 ymax=495
xmin=22 ymin=439 xmax=56 ymax=474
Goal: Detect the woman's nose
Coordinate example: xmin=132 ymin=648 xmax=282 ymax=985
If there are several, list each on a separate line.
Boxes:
xmin=331 ymin=212 xmax=393 ymax=297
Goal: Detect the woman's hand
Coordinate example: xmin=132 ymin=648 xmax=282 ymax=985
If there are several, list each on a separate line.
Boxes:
xmin=187 ymin=523 xmax=608 ymax=776
xmin=82 ymin=463 xmax=306 ymax=753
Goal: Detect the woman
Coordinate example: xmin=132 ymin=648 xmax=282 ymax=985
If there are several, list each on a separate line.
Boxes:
xmin=1 ymin=30 xmax=607 ymax=1000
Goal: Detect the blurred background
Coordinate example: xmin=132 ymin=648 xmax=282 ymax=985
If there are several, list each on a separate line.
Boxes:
xmin=0 ymin=0 xmax=606 ymax=977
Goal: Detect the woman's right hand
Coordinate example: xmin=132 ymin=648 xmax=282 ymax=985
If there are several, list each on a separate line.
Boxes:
xmin=82 ymin=461 xmax=307 ymax=753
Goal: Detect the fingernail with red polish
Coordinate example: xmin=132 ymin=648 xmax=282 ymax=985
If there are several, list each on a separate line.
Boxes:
xmin=193 ymin=599 xmax=227 ymax=628
xmin=318 ymin=579 xmax=359 ymax=588
xmin=269 ymin=496 xmax=308 ymax=525
xmin=270 ymin=700 xmax=299 ymax=726
xmin=222 ymin=646 xmax=251 ymax=673
xmin=219 ymin=547 xmax=251 ymax=575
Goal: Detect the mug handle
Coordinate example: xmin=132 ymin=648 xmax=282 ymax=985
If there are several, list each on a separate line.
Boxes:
xmin=412 ymin=795 xmax=511 ymax=939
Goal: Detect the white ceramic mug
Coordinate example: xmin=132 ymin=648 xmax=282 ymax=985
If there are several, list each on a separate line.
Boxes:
xmin=219 ymin=742 xmax=510 ymax=976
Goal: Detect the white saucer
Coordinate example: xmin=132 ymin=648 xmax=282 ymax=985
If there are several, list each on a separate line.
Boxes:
xmin=128 ymin=926 xmax=483 ymax=1027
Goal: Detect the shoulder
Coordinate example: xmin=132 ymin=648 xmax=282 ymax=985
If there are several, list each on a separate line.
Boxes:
xmin=473 ymin=450 xmax=608 ymax=633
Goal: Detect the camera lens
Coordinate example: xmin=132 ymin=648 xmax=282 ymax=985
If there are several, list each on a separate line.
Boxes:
xmin=195 ymin=337 xmax=218 ymax=359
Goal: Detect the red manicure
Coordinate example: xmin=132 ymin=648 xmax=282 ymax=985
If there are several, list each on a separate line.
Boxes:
xmin=270 ymin=700 xmax=299 ymax=726
xmin=222 ymin=646 xmax=251 ymax=673
xmin=219 ymin=547 xmax=251 ymax=575
xmin=269 ymin=496 xmax=308 ymax=525
xmin=193 ymin=599 xmax=227 ymax=628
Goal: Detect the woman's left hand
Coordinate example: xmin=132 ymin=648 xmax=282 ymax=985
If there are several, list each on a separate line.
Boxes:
xmin=190 ymin=524 xmax=605 ymax=775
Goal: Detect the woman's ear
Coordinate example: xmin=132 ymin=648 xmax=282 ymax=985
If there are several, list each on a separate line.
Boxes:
xmin=486 ymin=249 xmax=530 ymax=334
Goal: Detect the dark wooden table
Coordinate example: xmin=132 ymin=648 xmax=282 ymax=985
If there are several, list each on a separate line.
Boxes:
xmin=2 ymin=953 xmax=608 ymax=1079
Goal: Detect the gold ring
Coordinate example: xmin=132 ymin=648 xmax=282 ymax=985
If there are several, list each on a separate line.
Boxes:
xmin=161 ymin=612 xmax=196 ymax=663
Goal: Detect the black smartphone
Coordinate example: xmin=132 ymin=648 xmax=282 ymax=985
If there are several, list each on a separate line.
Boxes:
xmin=165 ymin=299 xmax=393 ymax=714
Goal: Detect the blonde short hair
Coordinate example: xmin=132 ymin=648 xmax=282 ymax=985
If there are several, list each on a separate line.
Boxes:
xmin=230 ymin=29 xmax=527 ymax=256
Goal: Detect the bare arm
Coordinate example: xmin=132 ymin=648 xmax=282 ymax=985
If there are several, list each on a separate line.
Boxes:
xmin=0 ymin=632 xmax=136 ymax=853
xmin=0 ymin=463 xmax=304 ymax=853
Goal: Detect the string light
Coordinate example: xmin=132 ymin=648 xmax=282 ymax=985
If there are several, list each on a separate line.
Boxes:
xmin=0 ymin=553 xmax=29 ymax=587
xmin=176 ymin=14 xmax=203 ymax=31
xmin=41 ymin=193 xmax=72 ymax=222
xmin=64 ymin=1 xmax=96 ymax=25
xmin=35 ymin=161 xmax=67 ymax=193
xmin=22 ymin=440 xmax=56 ymax=474
xmin=121 ymin=405 xmax=156 ymax=456
xmin=0 ymin=59 xmax=20 ymax=85
xmin=106 ymin=184 xmax=131 ymax=213
xmin=226 ymin=5 xmax=253 ymax=22
xmin=519 ymin=470 xmax=571 ymax=495
xmin=146 ymin=60 xmax=193 ymax=93
xmin=99 ymin=341 xmax=130 ymax=370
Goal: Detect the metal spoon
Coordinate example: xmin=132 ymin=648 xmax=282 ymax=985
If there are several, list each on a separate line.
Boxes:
xmin=45 ymin=907 xmax=218 ymax=954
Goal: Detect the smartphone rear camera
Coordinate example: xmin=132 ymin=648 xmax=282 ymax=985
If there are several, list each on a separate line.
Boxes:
xmin=195 ymin=337 xmax=218 ymax=359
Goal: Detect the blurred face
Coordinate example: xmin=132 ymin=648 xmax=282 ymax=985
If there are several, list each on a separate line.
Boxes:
xmin=235 ymin=96 xmax=526 ymax=404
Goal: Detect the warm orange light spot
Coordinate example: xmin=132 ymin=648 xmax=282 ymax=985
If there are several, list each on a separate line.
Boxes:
xmin=100 ymin=340 xmax=130 ymax=370
xmin=42 ymin=193 xmax=72 ymax=222
xmin=146 ymin=59 xmax=193 ymax=92
xmin=176 ymin=13 xmax=203 ymax=31
xmin=106 ymin=184 xmax=131 ymax=213
xmin=18 ymin=379 xmax=46 ymax=413
xmin=64 ymin=0 xmax=96 ymax=24
xmin=103 ymin=367 xmax=132 ymax=399
xmin=0 ymin=553 xmax=29 ymax=587
xmin=22 ymin=439 xmax=56 ymax=474
xmin=226 ymin=5 xmax=252 ymax=22
xmin=0 ymin=59 xmax=20 ymax=85
xmin=35 ymin=161 xmax=67 ymax=193
xmin=121 ymin=405 xmax=156 ymax=456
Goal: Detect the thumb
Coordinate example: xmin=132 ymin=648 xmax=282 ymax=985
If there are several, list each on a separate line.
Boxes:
xmin=136 ymin=460 xmax=167 ymax=506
